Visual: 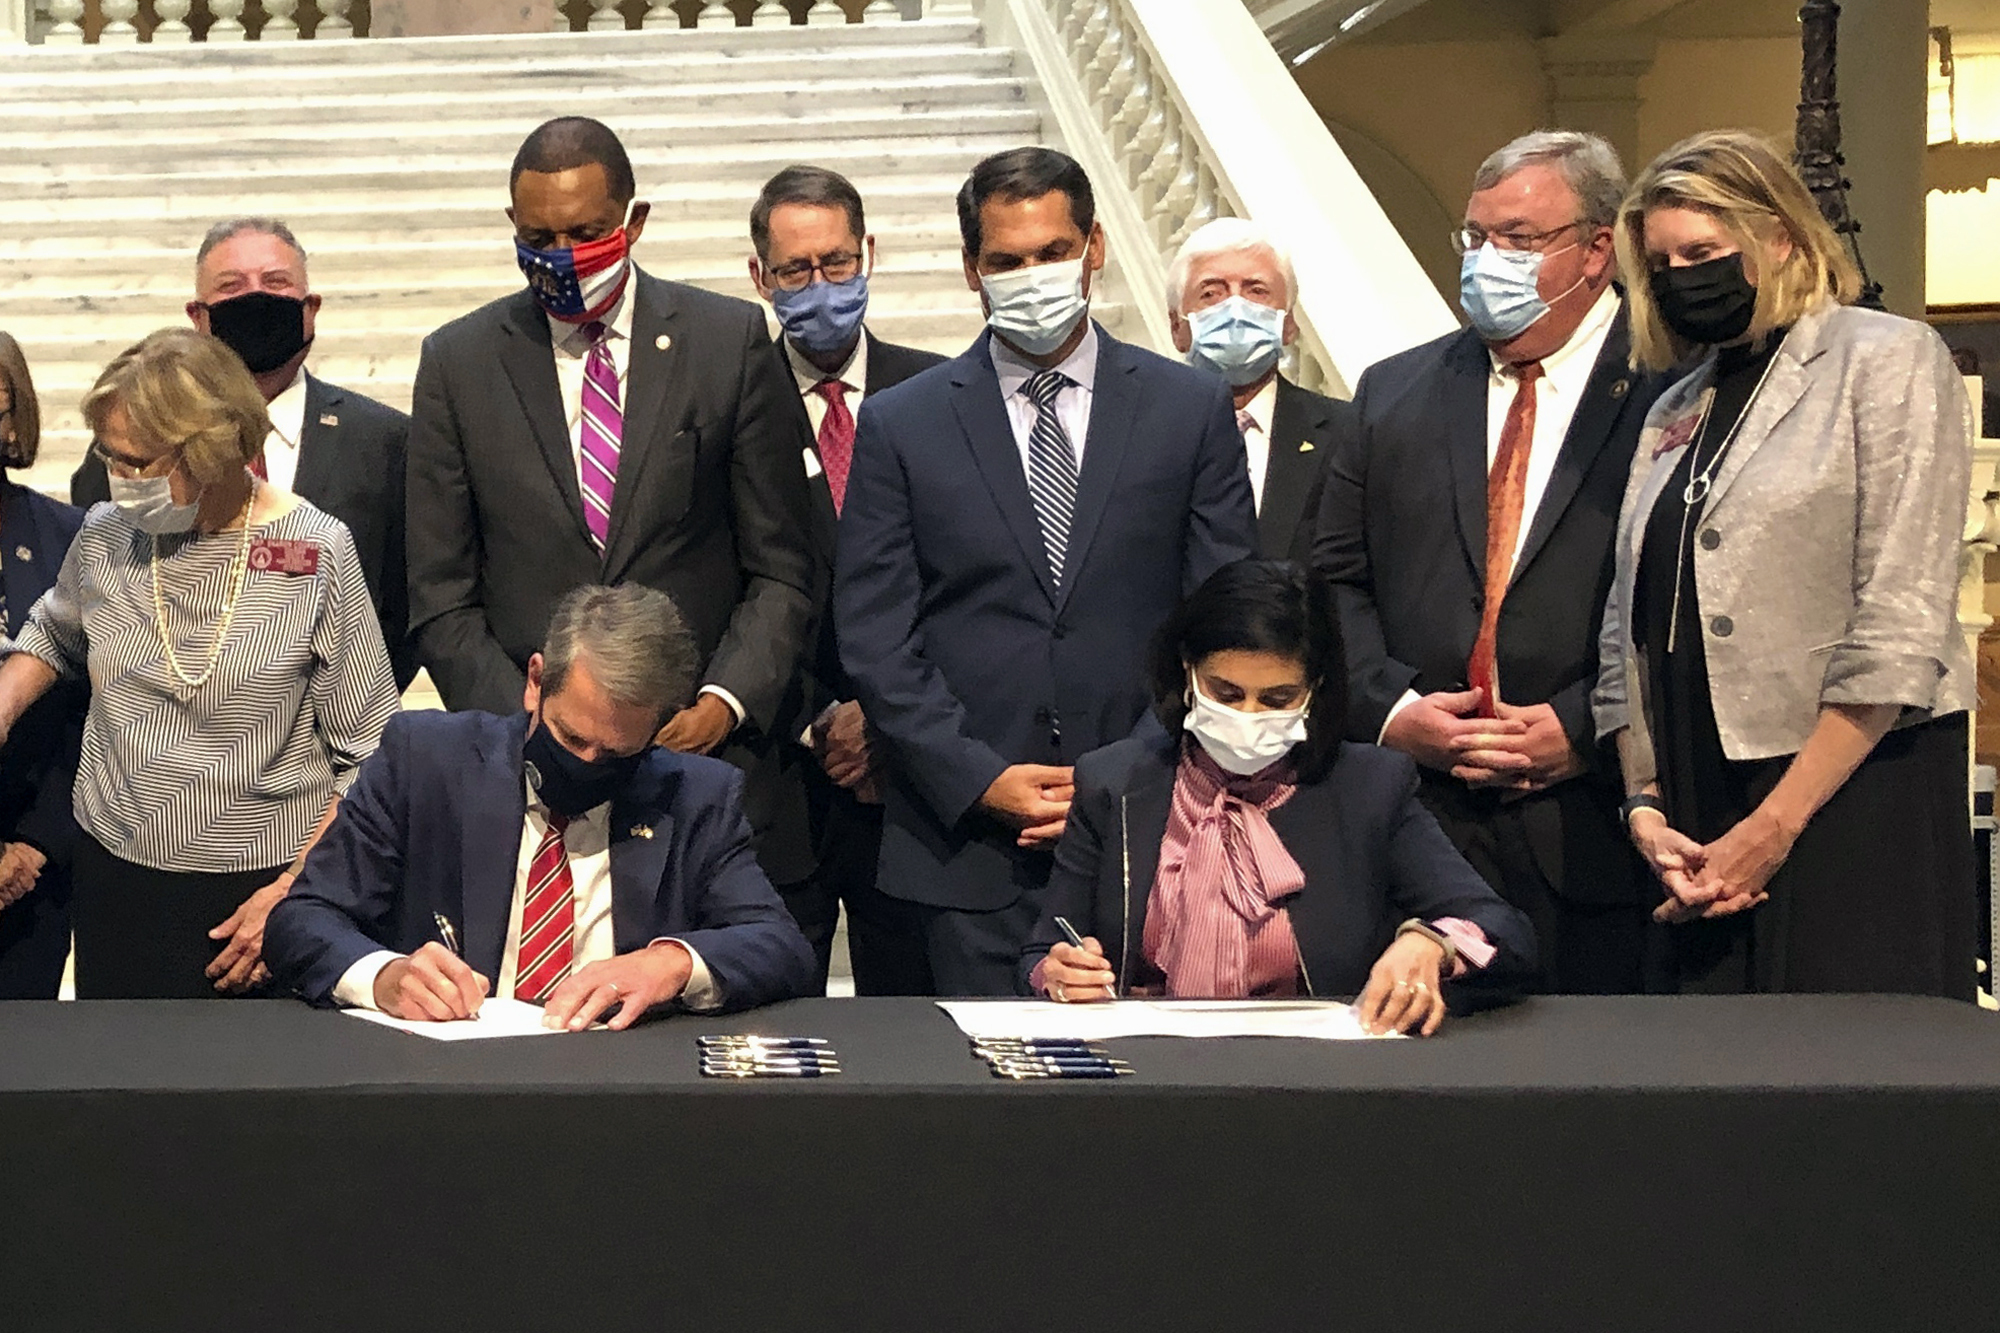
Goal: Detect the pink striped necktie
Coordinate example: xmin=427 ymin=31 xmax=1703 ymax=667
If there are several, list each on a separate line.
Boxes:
xmin=515 ymin=813 xmax=575 ymax=1002
xmin=578 ymin=321 xmax=622 ymax=550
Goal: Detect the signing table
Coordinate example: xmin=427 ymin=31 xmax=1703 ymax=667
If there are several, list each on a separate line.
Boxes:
xmin=2 ymin=995 xmax=1997 ymax=1330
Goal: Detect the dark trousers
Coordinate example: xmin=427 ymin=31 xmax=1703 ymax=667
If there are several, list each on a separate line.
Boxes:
xmin=1420 ymin=784 xmax=1651 ymax=996
xmin=72 ymin=834 xmax=286 ymax=1000
xmin=779 ymin=771 xmax=932 ymax=996
xmin=913 ymin=893 xmax=1045 ymax=998
xmin=0 ymin=867 xmax=70 ymax=999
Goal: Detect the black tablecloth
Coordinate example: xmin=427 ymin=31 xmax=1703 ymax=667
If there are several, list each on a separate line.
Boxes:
xmin=2 ymin=995 xmax=1997 ymax=1330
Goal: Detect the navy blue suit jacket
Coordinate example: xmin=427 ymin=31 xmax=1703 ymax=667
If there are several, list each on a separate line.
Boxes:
xmin=0 ymin=480 xmax=85 ymax=865
xmin=835 ymin=325 xmax=1257 ymax=912
xmin=265 ymin=710 xmax=816 ymax=1013
xmin=1020 ymin=733 xmax=1538 ymax=1000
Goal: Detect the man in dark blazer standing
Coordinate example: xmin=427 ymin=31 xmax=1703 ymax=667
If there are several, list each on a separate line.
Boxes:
xmin=1313 ymin=131 xmax=1669 ymax=993
xmin=264 ymin=584 xmax=816 ymax=1026
xmin=404 ymin=118 xmax=818 ymax=888
xmin=836 ymin=147 xmax=1258 ymax=995
xmin=1167 ymin=216 xmax=1356 ymax=565
xmin=745 ymin=164 xmax=944 ymax=995
xmin=71 ymin=217 xmax=415 ymax=688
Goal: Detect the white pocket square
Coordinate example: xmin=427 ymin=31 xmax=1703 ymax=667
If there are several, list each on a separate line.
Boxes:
xmin=803 ymin=448 xmax=824 ymax=479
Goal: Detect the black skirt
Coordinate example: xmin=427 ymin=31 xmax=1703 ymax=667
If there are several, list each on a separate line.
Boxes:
xmin=71 ymin=834 xmax=288 ymax=1000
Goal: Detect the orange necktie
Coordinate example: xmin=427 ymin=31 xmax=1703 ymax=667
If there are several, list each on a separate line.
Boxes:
xmin=1466 ymin=360 xmax=1543 ymax=719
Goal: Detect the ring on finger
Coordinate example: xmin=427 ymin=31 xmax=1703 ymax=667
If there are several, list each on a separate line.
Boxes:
xmin=1052 ymin=981 xmax=1069 ymax=1002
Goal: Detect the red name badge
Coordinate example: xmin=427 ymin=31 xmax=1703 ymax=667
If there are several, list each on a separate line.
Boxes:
xmin=248 ymin=538 xmax=320 ymax=576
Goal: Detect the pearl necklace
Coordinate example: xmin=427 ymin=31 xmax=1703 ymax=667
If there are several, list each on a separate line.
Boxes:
xmin=151 ymin=480 xmax=257 ymax=693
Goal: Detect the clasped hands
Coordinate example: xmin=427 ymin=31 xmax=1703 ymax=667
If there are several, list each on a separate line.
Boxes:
xmin=1383 ymin=688 xmax=1582 ymax=791
xmin=812 ymin=700 xmax=884 ymax=805
xmin=1630 ymin=806 xmax=1792 ymax=923
xmin=981 ymin=763 xmax=1074 ymax=849
xmin=0 ymin=841 xmax=47 ymax=911
xmin=372 ymin=939 xmax=695 ymax=1031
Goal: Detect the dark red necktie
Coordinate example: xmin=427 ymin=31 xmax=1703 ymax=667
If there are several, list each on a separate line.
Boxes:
xmin=1466 ymin=360 xmax=1543 ymax=719
xmin=515 ymin=814 xmax=574 ymax=1002
xmin=814 ymin=379 xmax=855 ymax=514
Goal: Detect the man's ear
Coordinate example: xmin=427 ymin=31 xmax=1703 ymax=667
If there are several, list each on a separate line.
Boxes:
xmin=524 ymin=652 xmax=545 ymax=715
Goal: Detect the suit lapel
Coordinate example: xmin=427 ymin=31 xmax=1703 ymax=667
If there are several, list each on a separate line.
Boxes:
xmin=1510 ymin=314 xmax=1640 ymax=584
xmin=1442 ymin=331 xmax=1494 ymax=584
xmin=1057 ymin=330 xmax=1137 ymax=615
xmin=603 ymin=273 xmax=696 ymax=575
xmin=497 ymin=292 xmax=592 ymax=547
xmin=1701 ymin=313 xmax=1825 ymax=514
xmin=1259 ymin=377 xmax=1320 ymax=558
xmin=290 ymin=373 xmax=339 ymax=507
xmin=461 ymin=714 xmax=532 ymax=980
xmin=608 ymin=760 xmax=678 ymax=954
xmin=789 ymin=338 xmax=838 ymax=566
xmin=951 ymin=332 xmax=1059 ymax=603
xmin=0 ymin=484 xmax=37 ymax=637
xmin=1115 ymin=767 xmax=1175 ymax=981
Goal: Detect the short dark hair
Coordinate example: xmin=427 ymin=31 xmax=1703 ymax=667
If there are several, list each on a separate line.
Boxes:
xmin=0 ymin=331 xmax=41 ymax=469
xmin=750 ymin=165 xmax=867 ymax=262
xmin=955 ymin=147 xmax=1095 ymax=259
xmin=510 ymin=117 xmax=636 ymax=205
xmin=1146 ymin=560 xmax=1348 ymax=783
xmin=542 ymin=584 xmax=700 ymax=727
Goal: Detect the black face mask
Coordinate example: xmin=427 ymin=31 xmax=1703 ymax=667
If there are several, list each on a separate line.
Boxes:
xmin=523 ymin=715 xmax=646 ymax=818
xmin=1649 ymin=252 xmax=1758 ymax=347
xmin=204 ymin=291 xmax=312 ymax=375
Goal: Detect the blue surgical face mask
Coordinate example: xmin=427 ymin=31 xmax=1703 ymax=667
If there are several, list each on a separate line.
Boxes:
xmin=981 ymin=257 xmax=1090 ymax=357
xmin=770 ymin=270 xmax=870 ymax=358
xmin=1185 ymin=296 xmax=1286 ymax=387
xmin=1458 ymin=240 xmax=1582 ymax=343
xmin=108 ymin=472 xmax=199 ymax=536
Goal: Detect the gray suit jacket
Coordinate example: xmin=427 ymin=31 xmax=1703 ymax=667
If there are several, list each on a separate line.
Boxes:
xmin=1593 ymin=301 xmax=1975 ymax=783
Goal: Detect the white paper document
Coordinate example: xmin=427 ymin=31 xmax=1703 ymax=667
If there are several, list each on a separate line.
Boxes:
xmin=342 ymin=997 xmax=596 ymax=1041
xmin=936 ymin=999 xmax=1401 ymax=1042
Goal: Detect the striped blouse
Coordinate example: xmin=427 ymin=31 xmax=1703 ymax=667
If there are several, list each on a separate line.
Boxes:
xmin=5 ymin=500 xmax=401 ymax=874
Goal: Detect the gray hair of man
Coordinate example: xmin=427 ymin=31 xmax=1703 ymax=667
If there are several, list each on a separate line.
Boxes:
xmin=540 ymin=584 xmax=701 ymax=725
xmin=196 ymin=217 xmax=309 ymax=270
xmin=1470 ymin=130 xmax=1627 ymax=230
xmin=1165 ymin=217 xmax=1298 ymax=316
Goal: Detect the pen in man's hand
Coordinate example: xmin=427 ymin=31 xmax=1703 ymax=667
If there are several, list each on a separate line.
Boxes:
xmin=433 ymin=912 xmax=462 ymax=957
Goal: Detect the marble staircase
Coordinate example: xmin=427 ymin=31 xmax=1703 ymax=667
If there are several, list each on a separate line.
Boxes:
xmin=0 ymin=19 xmax=1135 ymax=497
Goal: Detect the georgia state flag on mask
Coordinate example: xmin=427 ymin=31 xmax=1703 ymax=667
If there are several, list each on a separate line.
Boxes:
xmin=516 ymin=227 xmax=632 ymax=324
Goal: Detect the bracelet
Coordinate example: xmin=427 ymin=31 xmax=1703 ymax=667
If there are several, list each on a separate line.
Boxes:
xmin=1395 ymin=918 xmax=1457 ymax=971
xmin=1620 ymin=793 xmax=1668 ymax=827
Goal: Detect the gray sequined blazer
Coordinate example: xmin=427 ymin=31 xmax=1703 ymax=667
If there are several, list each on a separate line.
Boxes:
xmin=1592 ymin=300 xmax=1976 ymax=784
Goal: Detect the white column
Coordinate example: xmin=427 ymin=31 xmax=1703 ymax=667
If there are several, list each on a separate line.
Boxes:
xmin=0 ymin=0 xmax=28 ymax=44
xmin=1837 ymin=0 xmax=1928 ymax=317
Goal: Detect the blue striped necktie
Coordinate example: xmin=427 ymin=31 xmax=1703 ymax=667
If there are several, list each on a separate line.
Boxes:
xmin=1022 ymin=369 xmax=1079 ymax=588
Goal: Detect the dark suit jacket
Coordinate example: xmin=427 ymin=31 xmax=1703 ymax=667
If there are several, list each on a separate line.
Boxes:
xmin=1019 ymin=732 xmax=1537 ymax=998
xmin=404 ymin=269 xmax=819 ymax=882
xmin=835 ymin=325 xmax=1258 ymax=913
xmin=72 ymin=372 xmax=415 ymax=689
xmin=1258 ymin=375 xmax=1356 ymax=565
xmin=0 ymin=480 xmax=87 ymax=997
xmin=1312 ymin=308 xmax=1669 ymax=905
xmin=263 ymin=709 xmax=816 ymax=1014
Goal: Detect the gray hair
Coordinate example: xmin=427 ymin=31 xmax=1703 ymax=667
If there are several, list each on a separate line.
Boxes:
xmin=1471 ymin=130 xmax=1627 ymax=230
xmin=1165 ymin=217 xmax=1297 ymax=316
xmin=541 ymin=584 xmax=700 ymax=723
xmin=196 ymin=217 xmax=308 ymax=270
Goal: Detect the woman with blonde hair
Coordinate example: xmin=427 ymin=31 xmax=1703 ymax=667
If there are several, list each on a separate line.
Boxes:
xmin=0 ymin=328 xmax=400 ymax=998
xmin=1593 ymin=130 xmax=1976 ymax=997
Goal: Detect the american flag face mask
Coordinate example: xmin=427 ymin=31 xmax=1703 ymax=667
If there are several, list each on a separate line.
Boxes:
xmin=514 ymin=201 xmax=635 ymax=324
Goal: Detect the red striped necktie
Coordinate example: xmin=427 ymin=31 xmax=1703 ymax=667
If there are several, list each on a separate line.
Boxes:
xmin=515 ymin=813 xmax=575 ymax=1002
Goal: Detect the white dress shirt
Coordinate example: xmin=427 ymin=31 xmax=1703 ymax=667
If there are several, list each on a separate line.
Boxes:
xmin=261 ymin=368 xmax=309 ymax=493
xmin=331 ymin=784 xmax=720 ymax=1013
xmin=990 ymin=322 xmax=1098 ymax=472
xmin=1235 ymin=376 xmax=1279 ymax=516
xmin=785 ymin=332 xmax=870 ymax=440
xmin=546 ymin=289 xmax=743 ymax=724
xmin=1379 ymin=287 xmax=1622 ymax=738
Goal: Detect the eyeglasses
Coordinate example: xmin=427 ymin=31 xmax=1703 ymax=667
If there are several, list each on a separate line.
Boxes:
xmin=1450 ymin=220 xmax=1587 ymax=255
xmin=90 ymin=439 xmax=182 ymax=480
xmin=764 ymin=252 xmax=864 ymax=292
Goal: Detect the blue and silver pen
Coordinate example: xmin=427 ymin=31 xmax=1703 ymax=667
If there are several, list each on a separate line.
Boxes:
xmin=432 ymin=911 xmax=462 ymax=956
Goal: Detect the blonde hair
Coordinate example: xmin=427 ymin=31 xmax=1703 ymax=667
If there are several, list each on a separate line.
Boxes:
xmin=1617 ymin=129 xmax=1861 ymax=372
xmin=81 ymin=328 xmax=269 ymax=487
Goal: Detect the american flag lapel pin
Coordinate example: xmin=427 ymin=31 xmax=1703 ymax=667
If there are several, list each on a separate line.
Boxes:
xmin=319 ymin=413 xmax=340 ymax=427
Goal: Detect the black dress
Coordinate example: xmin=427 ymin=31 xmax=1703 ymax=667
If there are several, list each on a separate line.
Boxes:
xmin=1632 ymin=334 xmax=1975 ymax=999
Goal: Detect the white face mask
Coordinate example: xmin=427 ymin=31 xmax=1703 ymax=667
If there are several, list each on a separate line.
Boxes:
xmin=108 ymin=473 xmax=199 ymax=536
xmin=980 ymin=256 xmax=1090 ymax=357
xmin=1183 ymin=672 xmax=1310 ymax=777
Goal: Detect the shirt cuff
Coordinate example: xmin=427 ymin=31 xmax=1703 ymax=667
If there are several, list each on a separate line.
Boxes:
xmin=698 ymin=685 xmax=747 ymax=728
xmin=1430 ymin=918 xmax=1496 ymax=978
xmin=1378 ymin=689 xmax=1422 ymax=745
xmin=652 ymin=937 xmax=722 ymax=1012
xmin=331 ymin=949 xmax=403 ymax=1010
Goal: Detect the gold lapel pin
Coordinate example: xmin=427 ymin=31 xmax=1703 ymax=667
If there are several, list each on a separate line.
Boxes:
xmin=1299 ymin=441 xmax=1315 ymax=452
xmin=629 ymin=825 xmax=655 ymax=839
xmin=13 ymin=546 xmax=29 ymax=562
xmin=655 ymin=334 xmax=672 ymax=352
xmin=1611 ymin=379 xmax=1630 ymax=399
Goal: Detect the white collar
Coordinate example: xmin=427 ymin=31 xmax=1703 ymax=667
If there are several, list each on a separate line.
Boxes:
xmin=785 ymin=330 xmax=869 ymax=397
xmin=1487 ymin=285 xmax=1620 ymax=388
xmin=991 ymin=320 xmax=1100 ymax=399
xmin=1238 ymin=375 xmax=1280 ymax=435
xmin=265 ymin=369 xmax=310 ymax=450
xmin=547 ymin=281 xmax=636 ymax=353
